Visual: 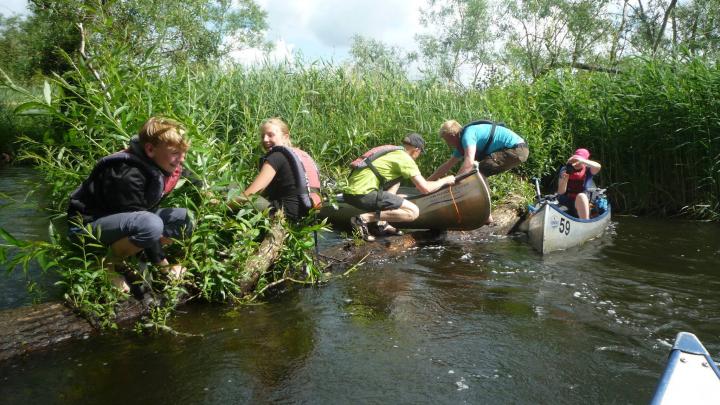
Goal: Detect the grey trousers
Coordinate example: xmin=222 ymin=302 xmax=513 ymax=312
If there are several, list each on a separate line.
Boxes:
xmin=70 ymin=208 xmax=193 ymax=263
xmin=477 ymin=144 xmax=530 ymax=177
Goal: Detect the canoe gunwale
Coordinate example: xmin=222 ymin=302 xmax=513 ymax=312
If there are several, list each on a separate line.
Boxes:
xmin=404 ymin=170 xmax=481 ymax=202
xmin=543 ymin=201 xmax=611 ymax=224
xmin=651 ymin=332 xmax=720 ymax=405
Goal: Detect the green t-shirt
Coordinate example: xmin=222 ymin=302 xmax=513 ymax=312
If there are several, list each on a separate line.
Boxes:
xmin=344 ymin=150 xmax=421 ymax=195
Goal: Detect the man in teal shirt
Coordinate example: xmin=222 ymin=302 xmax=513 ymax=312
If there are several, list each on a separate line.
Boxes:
xmin=429 ymin=120 xmax=529 ymax=179
xmin=344 ymin=133 xmax=455 ymax=241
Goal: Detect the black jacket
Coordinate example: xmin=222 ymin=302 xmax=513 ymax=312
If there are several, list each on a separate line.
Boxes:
xmin=67 ymin=137 xmax=174 ymax=223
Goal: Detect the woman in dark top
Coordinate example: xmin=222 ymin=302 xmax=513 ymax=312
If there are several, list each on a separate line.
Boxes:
xmin=240 ymin=117 xmax=312 ymax=220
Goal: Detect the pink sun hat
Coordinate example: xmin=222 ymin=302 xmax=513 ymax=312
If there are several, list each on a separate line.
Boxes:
xmin=573 ymin=148 xmax=590 ymax=159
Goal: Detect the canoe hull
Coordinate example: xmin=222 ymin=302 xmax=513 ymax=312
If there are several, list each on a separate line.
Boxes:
xmin=651 ymin=332 xmax=720 ymax=405
xmin=527 ymin=202 xmax=611 ymax=254
xmin=319 ymin=170 xmax=491 ymax=231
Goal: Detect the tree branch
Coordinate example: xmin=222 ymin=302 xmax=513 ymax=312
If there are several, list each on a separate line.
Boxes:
xmin=652 ymin=0 xmax=678 ymax=54
xmin=76 ymin=22 xmax=111 ymax=100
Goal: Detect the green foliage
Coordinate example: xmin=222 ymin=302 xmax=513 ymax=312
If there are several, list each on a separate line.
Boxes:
xmin=528 ymin=58 xmax=720 ymax=218
xmin=348 ymin=35 xmax=413 ymax=78
xmin=0 ymin=0 xmax=269 ymax=82
xmin=0 ymin=13 xmax=78 ymax=80
xmin=417 ymin=0 xmax=497 ymax=87
xmin=415 ymin=0 xmax=720 ymax=82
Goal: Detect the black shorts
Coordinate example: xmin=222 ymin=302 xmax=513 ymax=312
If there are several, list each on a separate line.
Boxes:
xmin=343 ymin=191 xmax=405 ymax=211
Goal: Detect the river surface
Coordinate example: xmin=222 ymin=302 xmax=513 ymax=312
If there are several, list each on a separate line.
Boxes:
xmin=1 ymin=167 xmax=720 ymax=404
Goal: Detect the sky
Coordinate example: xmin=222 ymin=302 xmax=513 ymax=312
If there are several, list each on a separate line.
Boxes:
xmin=0 ymin=0 xmax=427 ymax=65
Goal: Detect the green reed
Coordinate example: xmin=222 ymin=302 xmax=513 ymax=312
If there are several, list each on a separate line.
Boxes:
xmin=529 ymin=57 xmax=720 ymax=218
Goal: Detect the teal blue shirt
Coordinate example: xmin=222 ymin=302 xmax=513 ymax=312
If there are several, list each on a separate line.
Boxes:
xmin=452 ymin=124 xmax=524 ymax=158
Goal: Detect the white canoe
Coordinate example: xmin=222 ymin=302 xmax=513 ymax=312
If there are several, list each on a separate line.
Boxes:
xmin=319 ymin=169 xmax=491 ymax=231
xmin=651 ymin=332 xmax=720 ymax=405
xmin=527 ymin=201 xmax=611 ymax=254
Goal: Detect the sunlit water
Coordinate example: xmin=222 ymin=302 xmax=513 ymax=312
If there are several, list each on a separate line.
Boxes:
xmin=1 ymin=167 xmax=720 ymax=404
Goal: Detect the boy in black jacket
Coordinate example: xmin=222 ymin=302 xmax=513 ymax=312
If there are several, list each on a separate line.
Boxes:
xmin=68 ymin=117 xmax=193 ymax=292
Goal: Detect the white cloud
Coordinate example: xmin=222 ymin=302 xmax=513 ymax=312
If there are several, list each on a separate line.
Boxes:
xmin=228 ymin=38 xmax=294 ymax=66
xmin=0 ymin=0 xmax=28 ymax=17
xmin=308 ymin=0 xmax=420 ymax=48
xmin=245 ymin=0 xmax=425 ymax=63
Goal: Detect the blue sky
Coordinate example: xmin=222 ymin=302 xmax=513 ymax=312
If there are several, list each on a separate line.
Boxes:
xmin=1 ymin=0 xmax=426 ymax=64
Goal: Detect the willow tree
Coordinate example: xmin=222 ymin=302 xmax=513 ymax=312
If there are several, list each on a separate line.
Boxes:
xmin=348 ymin=35 xmax=412 ymax=77
xmin=416 ymin=0 xmax=498 ymax=88
xmin=499 ymin=0 xmax=615 ymax=79
xmin=622 ymin=0 xmax=679 ymax=56
xmin=666 ymin=0 xmax=720 ymax=57
xmin=0 ymin=0 xmax=270 ymax=80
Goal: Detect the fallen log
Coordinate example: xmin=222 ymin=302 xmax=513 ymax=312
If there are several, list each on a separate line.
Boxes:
xmin=319 ymin=199 xmax=524 ymax=268
xmin=0 ymin=302 xmax=92 ymax=362
xmin=0 ymin=204 xmax=524 ymax=362
xmin=238 ymin=214 xmax=288 ymax=296
xmin=0 ymin=219 xmax=288 ymax=362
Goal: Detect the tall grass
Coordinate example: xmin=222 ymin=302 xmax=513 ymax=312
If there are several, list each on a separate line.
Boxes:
xmin=4 ymin=50 xmax=719 ymax=218
xmin=531 ymin=58 xmax=720 ymax=218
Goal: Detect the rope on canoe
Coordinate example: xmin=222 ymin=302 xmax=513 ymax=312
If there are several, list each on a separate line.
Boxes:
xmin=448 ymin=185 xmax=462 ymax=224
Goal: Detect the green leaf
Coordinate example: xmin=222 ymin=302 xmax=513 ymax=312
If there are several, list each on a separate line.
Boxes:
xmin=13 ymin=101 xmax=55 ymax=116
xmin=113 ymin=105 xmax=129 ymax=118
xmin=43 ymin=80 xmax=52 ymax=105
xmin=0 ymin=227 xmax=28 ymax=247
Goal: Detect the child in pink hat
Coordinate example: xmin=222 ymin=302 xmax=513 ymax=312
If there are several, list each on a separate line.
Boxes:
xmin=557 ymin=148 xmax=602 ymax=219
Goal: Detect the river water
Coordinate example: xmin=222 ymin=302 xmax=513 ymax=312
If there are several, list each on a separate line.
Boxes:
xmin=1 ymin=167 xmax=719 ymax=404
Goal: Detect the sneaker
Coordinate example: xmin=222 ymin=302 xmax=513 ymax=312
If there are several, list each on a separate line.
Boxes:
xmin=350 ymin=216 xmax=375 ymax=242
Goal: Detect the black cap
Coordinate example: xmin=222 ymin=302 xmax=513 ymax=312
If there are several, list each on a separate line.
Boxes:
xmin=402 ymin=133 xmax=425 ymax=152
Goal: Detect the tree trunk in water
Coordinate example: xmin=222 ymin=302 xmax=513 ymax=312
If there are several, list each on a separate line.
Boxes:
xmin=320 ymin=200 xmax=524 ymax=268
xmin=0 ymin=302 xmax=92 ymax=362
xmin=238 ymin=219 xmax=287 ymax=296
xmin=0 ymin=219 xmax=289 ymax=362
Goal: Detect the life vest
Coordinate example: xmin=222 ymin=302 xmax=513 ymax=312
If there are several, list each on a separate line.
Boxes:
xmin=456 ymin=120 xmax=505 ymax=159
xmin=262 ymin=146 xmax=322 ymax=210
xmin=350 ymin=145 xmax=404 ymax=188
xmin=565 ymin=166 xmax=591 ymax=199
xmin=68 ymin=148 xmax=182 ymax=223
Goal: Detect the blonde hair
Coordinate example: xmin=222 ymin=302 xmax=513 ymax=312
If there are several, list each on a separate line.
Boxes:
xmin=439 ymin=120 xmax=462 ymax=138
xmin=139 ymin=117 xmax=190 ymax=151
xmin=259 ymin=117 xmax=290 ymax=136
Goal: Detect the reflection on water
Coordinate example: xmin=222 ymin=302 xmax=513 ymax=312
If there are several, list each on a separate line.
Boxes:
xmin=2 ymin=168 xmax=720 ymax=403
xmin=0 ymin=167 xmax=58 ymax=308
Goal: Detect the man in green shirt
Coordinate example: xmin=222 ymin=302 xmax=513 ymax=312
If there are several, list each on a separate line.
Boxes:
xmin=344 ymin=133 xmax=456 ymax=241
